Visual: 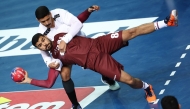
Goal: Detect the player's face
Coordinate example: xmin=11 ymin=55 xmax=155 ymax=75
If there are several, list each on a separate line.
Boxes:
xmin=38 ymin=14 xmax=53 ymax=28
xmin=35 ymin=36 xmax=52 ymax=51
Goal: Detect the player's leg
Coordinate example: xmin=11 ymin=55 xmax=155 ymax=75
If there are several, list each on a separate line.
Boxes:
xmin=60 ymin=65 xmax=82 ymax=109
xmin=121 ymin=10 xmax=178 ymax=42
xmin=93 ymin=54 xmax=156 ymax=103
xmin=119 ymin=70 xmax=156 ymax=103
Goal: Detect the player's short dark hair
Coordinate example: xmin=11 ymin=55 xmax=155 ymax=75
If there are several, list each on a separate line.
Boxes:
xmin=35 ymin=6 xmax=50 ymax=19
xmin=32 ymin=33 xmax=43 ymax=47
xmin=161 ymin=95 xmax=179 ymax=109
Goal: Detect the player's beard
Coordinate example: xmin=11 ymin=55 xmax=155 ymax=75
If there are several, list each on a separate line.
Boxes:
xmin=45 ymin=42 xmax=53 ymax=51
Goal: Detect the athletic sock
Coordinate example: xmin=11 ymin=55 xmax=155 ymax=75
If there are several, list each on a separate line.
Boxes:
xmin=142 ymin=81 xmax=149 ymax=89
xmin=154 ymin=20 xmax=167 ymax=30
xmin=62 ymin=79 xmax=79 ymax=106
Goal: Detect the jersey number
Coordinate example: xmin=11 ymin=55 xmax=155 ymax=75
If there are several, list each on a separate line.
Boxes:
xmin=111 ymin=33 xmax=119 ymax=38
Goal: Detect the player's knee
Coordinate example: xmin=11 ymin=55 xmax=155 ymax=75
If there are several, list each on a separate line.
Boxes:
xmin=125 ymin=77 xmax=135 ymax=85
xmin=60 ymin=70 xmax=71 ymax=81
xmin=122 ymin=28 xmax=138 ymax=41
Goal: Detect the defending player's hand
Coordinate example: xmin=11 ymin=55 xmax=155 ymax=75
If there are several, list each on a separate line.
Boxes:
xmin=88 ymin=5 xmax=100 ymax=12
xmin=58 ymin=40 xmax=67 ymax=54
xmin=48 ymin=61 xmax=60 ymax=69
xmin=18 ymin=71 xmax=32 ymax=84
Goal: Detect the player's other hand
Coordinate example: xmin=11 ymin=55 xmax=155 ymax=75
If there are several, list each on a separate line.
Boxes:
xmin=18 ymin=71 xmax=32 ymax=84
xmin=48 ymin=61 xmax=60 ymax=69
xmin=58 ymin=40 xmax=67 ymax=54
xmin=88 ymin=5 xmax=100 ymax=12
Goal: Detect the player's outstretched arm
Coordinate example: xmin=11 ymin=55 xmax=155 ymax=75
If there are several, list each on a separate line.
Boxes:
xmin=19 ymin=69 xmax=59 ymax=88
xmin=30 ymin=69 xmax=59 ymax=88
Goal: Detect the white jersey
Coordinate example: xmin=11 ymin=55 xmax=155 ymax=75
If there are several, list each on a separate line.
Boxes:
xmin=38 ymin=8 xmax=85 ymax=70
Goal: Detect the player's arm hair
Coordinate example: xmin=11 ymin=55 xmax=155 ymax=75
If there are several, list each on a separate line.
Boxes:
xmin=77 ymin=9 xmax=91 ymax=23
xmin=30 ymin=69 xmax=59 ymax=88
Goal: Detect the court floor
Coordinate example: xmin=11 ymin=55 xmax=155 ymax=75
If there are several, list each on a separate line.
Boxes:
xmin=0 ymin=0 xmax=190 ymax=109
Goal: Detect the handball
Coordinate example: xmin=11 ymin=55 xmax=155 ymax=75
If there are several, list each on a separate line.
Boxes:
xmin=11 ymin=67 xmax=26 ymax=82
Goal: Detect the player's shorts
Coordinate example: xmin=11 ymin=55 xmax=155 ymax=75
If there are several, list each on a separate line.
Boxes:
xmin=94 ymin=53 xmax=124 ymax=81
xmin=95 ymin=31 xmax=128 ymax=54
xmin=86 ymin=31 xmax=127 ymax=81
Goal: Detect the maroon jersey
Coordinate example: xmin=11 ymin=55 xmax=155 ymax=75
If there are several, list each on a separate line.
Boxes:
xmin=51 ymin=31 xmax=128 ymax=81
xmin=51 ymin=33 xmax=93 ymax=67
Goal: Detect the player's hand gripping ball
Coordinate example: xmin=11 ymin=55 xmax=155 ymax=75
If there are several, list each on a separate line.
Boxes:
xmin=11 ymin=67 xmax=26 ymax=82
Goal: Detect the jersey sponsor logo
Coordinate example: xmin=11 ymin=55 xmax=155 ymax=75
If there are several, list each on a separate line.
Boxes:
xmin=0 ymin=17 xmax=158 ymax=57
xmin=0 ymin=86 xmax=109 ymax=109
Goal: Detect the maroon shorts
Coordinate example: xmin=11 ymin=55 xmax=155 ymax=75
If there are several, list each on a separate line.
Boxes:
xmin=86 ymin=31 xmax=127 ymax=81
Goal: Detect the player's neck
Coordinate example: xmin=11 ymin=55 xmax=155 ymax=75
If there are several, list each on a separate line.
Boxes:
xmin=50 ymin=20 xmax=55 ymax=28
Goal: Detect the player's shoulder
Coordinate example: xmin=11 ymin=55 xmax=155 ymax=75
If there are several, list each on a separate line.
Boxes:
xmin=50 ymin=8 xmax=67 ymax=15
